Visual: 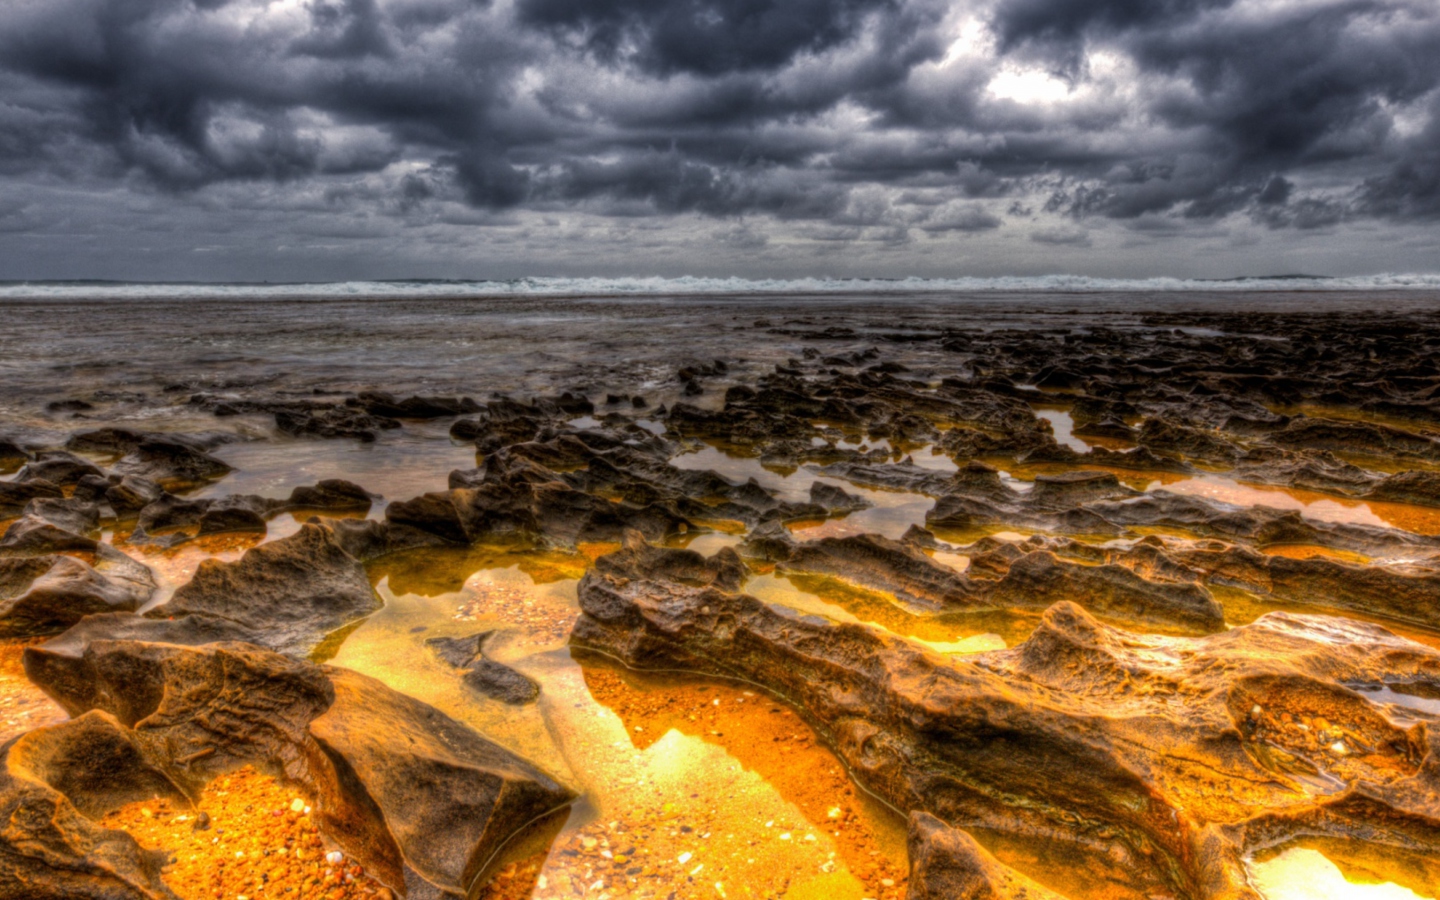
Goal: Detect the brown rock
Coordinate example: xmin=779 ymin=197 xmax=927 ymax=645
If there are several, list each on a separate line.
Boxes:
xmin=573 ymin=536 xmax=1440 ymax=900
xmin=906 ymin=812 xmax=1066 ymax=900
xmin=0 ymin=713 xmax=178 ymax=899
xmin=153 ymin=524 xmax=379 ymax=657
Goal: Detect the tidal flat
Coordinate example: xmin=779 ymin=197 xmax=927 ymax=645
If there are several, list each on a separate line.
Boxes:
xmin=4 ymin=290 xmax=1440 ymax=899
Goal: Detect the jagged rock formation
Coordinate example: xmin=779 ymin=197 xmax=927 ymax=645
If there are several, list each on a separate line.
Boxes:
xmin=18 ymin=640 xmax=575 ymax=899
xmin=573 ymin=535 xmax=1440 ymax=900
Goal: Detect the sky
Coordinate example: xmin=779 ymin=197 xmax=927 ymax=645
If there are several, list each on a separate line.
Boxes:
xmin=0 ymin=0 xmax=1438 ymax=281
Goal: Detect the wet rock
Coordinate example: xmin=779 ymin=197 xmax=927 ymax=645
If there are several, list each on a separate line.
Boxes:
xmin=574 ymin=538 xmax=1440 ymax=900
xmin=0 ymin=514 xmax=99 ymax=555
xmin=64 ymin=427 xmax=151 ymax=456
xmin=1071 ymin=417 xmax=1134 ymax=441
xmin=45 ymin=399 xmax=94 ymax=413
xmin=0 ymin=714 xmax=177 ymax=899
xmin=0 ymin=438 xmax=32 ymax=471
xmin=25 ymin=640 xmax=337 ymax=792
xmin=356 ymin=392 xmax=480 ymax=419
xmin=275 ymin=406 xmax=399 ymax=442
xmin=387 ymin=455 xmax=694 ymax=550
xmin=0 ymin=554 xmax=152 ymax=637
xmin=24 ymin=497 xmax=100 ymax=536
xmin=34 ymin=612 xmax=258 ymax=659
xmin=286 ymin=478 xmax=374 ymax=512
xmin=1081 ymin=445 xmax=1191 ymax=472
xmin=134 ymin=494 xmax=215 ymax=535
xmin=1026 ymin=471 xmax=1136 ymax=508
xmin=816 ymin=461 xmax=958 ymax=496
xmin=987 ymin=550 xmax=1223 ymax=632
xmin=1085 ymin=490 xmax=1438 ymax=558
xmin=778 ymin=534 xmax=978 ymax=609
xmin=1070 ymin=396 xmax=1139 ymax=425
xmin=22 ymin=635 xmax=576 ymax=897
xmin=808 ymin=481 xmax=872 ymax=514
xmin=1269 ymin=416 xmax=1440 ymax=460
xmin=738 ymin=518 xmax=797 ymax=562
xmin=309 ymin=668 xmax=572 ymax=894
xmin=1231 ymin=449 xmax=1379 ymax=495
xmin=1171 ymin=543 xmax=1440 ymax=631
xmin=7 ymin=711 xmax=189 ymax=819
xmin=326 ymin=517 xmax=450 ymax=563
xmin=926 ymin=479 xmax=1123 ymax=538
xmin=112 ymin=439 xmax=233 ymax=490
xmin=104 ymin=475 xmax=165 ymax=518
xmin=906 ymin=812 xmax=1065 ymax=900
xmin=450 ymin=417 xmax=486 ymax=442
xmin=154 ymin=524 xmax=379 ymax=657
xmin=1137 ymin=419 xmax=1241 ymax=462
xmin=196 ymin=506 xmax=268 ymax=536
xmin=1365 ymin=470 xmax=1440 ymax=507
xmin=0 ymin=479 xmax=63 ymax=518
xmin=16 ymin=452 xmax=105 ymax=487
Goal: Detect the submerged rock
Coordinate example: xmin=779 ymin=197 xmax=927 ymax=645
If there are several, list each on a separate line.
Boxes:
xmin=424 ymin=632 xmax=540 ymax=705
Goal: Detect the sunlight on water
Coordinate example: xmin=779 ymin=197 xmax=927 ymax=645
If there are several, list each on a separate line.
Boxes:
xmin=1036 ymin=409 xmax=1091 ymax=452
xmin=1249 ymin=848 xmax=1433 ymax=900
xmin=199 ymin=422 xmax=477 ymax=507
xmin=325 ymin=555 xmax=911 ymax=899
xmin=1147 ymin=476 xmax=1440 ymax=536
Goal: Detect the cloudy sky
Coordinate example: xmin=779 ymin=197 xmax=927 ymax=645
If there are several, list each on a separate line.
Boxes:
xmin=1 ymin=0 xmax=1437 ymax=281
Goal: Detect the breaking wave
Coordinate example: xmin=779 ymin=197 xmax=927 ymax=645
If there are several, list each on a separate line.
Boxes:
xmin=3 ymin=273 xmax=1440 ymax=300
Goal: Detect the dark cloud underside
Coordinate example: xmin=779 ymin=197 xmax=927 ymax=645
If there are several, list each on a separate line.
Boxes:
xmin=0 ymin=0 xmax=1438 ymax=277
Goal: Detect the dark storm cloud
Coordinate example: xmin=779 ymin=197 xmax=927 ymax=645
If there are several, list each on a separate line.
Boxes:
xmin=515 ymin=0 xmax=897 ymax=76
xmin=0 ymin=0 xmax=1438 ymax=271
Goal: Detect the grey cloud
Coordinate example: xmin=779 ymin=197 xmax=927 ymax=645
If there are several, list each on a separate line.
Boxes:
xmin=514 ymin=0 xmax=898 ymax=77
xmin=0 ymin=0 xmax=1438 ymax=281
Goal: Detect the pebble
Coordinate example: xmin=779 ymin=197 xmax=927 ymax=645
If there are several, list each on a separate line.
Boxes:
xmin=99 ymin=766 xmax=391 ymax=900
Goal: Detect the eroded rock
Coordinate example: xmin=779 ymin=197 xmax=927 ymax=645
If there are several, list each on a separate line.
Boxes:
xmin=19 ymin=639 xmax=575 ymax=899
xmin=573 ymin=537 xmax=1440 ymax=900
xmin=153 ymin=524 xmax=379 ymax=657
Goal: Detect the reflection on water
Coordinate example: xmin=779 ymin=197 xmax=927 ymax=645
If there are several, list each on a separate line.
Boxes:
xmin=198 ymin=421 xmax=477 ymax=507
xmin=1249 ymin=847 xmax=1434 ymax=900
xmin=1035 ymin=409 xmax=1091 ymax=452
xmin=1148 ymin=476 xmax=1440 ymax=535
xmin=671 ymin=443 xmax=937 ymax=540
xmin=326 ymin=551 xmax=912 ymax=900
xmin=0 ymin=639 xmax=65 ymax=745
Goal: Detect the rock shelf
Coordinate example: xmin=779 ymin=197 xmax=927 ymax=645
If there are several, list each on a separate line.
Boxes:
xmin=7 ymin=302 xmax=1440 ymax=897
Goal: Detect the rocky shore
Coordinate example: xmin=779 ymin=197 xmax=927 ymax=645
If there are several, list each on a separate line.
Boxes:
xmin=4 ymin=301 xmax=1440 ymax=898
